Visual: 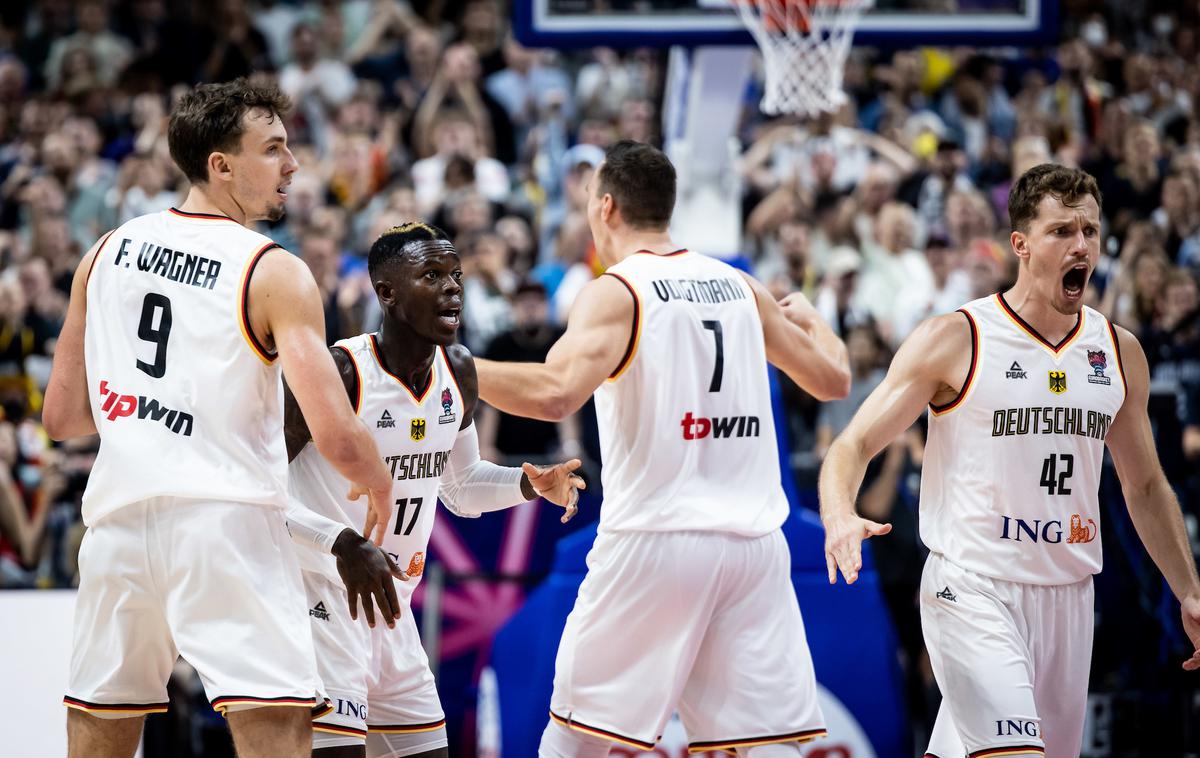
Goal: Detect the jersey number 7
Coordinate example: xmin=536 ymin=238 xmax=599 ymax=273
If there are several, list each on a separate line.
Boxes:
xmin=702 ymin=320 xmax=724 ymax=392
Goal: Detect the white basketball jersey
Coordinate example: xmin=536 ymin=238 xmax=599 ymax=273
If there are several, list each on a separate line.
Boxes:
xmin=82 ymin=208 xmax=289 ymax=525
xmin=288 ymin=334 xmax=464 ymax=601
xmin=594 ymin=250 xmax=787 ymax=537
xmin=920 ymin=295 xmax=1128 ymax=585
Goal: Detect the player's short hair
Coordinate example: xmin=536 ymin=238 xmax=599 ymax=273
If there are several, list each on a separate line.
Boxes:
xmin=1008 ymin=164 xmax=1102 ymax=234
xmin=595 ymin=140 xmax=676 ymax=230
xmin=168 ymin=78 xmax=292 ymax=184
xmin=368 ymin=222 xmax=453 ymax=280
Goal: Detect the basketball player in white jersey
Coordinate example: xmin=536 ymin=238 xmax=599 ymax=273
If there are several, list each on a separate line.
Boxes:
xmin=282 ymin=222 xmax=585 ymax=757
xmin=42 ymin=79 xmax=394 ymax=758
xmin=819 ymin=164 xmax=1200 ymax=758
xmin=475 ymin=140 xmax=851 ymax=757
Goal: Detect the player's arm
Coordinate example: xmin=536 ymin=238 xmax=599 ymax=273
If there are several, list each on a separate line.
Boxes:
xmin=475 ymin=274 xmax=631 ymax=421
xmin=280 ymin=346 xmax=406 ymax=625
xmin=249 ymin=249 xmax=392 ymax=545
xmin=43 ymin=240 xmax=104 ymax=441
xmin=739 ymin=273 xmax=850 ymax=401
xmin=442 ymin=345 xmax=584 ymax=522
xmin=818 ymin=312 xmax=973 ymax=584
xmin=1105 ymin=326 xmax=1200 ymax=671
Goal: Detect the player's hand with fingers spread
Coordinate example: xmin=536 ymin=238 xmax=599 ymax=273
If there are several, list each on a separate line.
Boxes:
xmin=1181 ymin=594 xmax=1200 ymax=671
xmin=522 ymin=459 xmax=586 ymax=523
xmin=822 ymin=511 xmax=892 ymax=585
xmin=332 ymin=528 xmax=409 ymax=629
xmin=348 ymin=481 xmax=392 ymax=546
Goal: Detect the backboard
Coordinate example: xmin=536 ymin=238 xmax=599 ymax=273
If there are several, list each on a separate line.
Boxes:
xmin=514 ymin=0 xmax=1057 ymax=49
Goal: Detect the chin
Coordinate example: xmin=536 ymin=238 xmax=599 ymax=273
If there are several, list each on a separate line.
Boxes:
xmin=1052 ymin=297 xmax=1084 ymax=316
xmin=264 ymin=205 xmax=286 ymax=223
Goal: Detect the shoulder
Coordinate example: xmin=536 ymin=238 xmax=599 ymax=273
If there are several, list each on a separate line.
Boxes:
xmin=444 ymin=343 xmax=476 ymax=383
xmin=249 ymin=245 xmax=310 ymax=289
xmin=577 ymin=272 xmax=637 ymax=315
xmin=898 ymin=310 xmax=976 ymax=369
xmin=1109 ymin=321 xmax=1149 ymax=377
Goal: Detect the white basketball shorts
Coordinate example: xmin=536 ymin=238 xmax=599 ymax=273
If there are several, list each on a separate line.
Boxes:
xmin=548 ymin=528 xmax=825 ymax=754
xmin=64 ymin=497 xmax=326 ymax=718
xmin=304 ymin=571 xmax=447 ymax=751
xmin=921 ymin=552 xmax=1093 ymax=758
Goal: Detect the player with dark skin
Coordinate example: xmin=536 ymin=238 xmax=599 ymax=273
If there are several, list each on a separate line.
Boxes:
xmin=282 ymin=229 xmax=582 ymax=758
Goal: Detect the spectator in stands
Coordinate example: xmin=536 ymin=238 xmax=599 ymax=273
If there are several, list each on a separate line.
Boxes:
xmin=478 ymin=279 xmax=581 ymax=466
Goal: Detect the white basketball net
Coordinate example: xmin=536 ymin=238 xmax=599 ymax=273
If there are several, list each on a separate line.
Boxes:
xmin=730 ymin=0 xmax=872 ymax=117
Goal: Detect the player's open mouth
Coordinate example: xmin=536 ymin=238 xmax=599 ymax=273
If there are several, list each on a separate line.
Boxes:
xmin=1062 ymin=264 xmax=1087 ymax=300
xmin=437 ymin=309 xmax=461 ymax=328
xmin=276 ymin=183 xmax=289 ymax=201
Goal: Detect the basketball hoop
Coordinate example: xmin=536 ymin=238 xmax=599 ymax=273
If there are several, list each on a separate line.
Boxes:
xmin=729 ymin=0 xmax=872 ymax=117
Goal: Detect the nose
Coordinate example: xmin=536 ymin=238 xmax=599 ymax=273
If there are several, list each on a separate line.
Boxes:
xmin=282 ymin=148 xmax=299 ymax=176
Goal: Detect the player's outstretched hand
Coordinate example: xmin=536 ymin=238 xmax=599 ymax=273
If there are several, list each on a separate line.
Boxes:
xmin=523 ymin=459 xmax=585 ymax=523
xmin=348 ymin=481 xmax=392 ymax=546
xmin=823 ymin=512 xmax=892 ymax=585
xmin=1182 ymin=594 xmax=1200 ymax=671
xmin=332 ymin=528 xmax=408 ymax=630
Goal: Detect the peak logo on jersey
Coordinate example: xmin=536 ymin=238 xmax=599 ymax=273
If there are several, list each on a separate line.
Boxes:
xmin=407 ymin=551 xmax=425 ymax=577
xmin=1000 ymin=515 xmax=1098 ymax=546
xmin=410 ymin=418 xmax=426 ymax=441
xmin=935 ymin=586 xmax=957 ymax=602
xmin=309 ymin=601 xmax=330 ymax=621
xmin=378 ymin=409 xmax=396 ymax=429
xmin=438 ymin=387 xmax=456 ymax=424
xmin=98 ymin=380 xmax=194 ymax=436
xmin=1066 ymin=514 xmax=1097 ymax=544
xmin=680 ymin=411 xmax=761 ymax=440
xmin=1006 ymin=360 xmax=1027 ymax=379
xmin=1086 ymin=349 xmax=1111 ymax=385
xmin=1048 ymin=371 xmax=1067 ymax=394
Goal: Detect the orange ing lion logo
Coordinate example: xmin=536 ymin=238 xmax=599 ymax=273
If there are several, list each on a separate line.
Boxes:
xmin=406 ymin=551 xmax=425 ymax=577
xmin=1066 ymin=514 xmax=1097 ymax=544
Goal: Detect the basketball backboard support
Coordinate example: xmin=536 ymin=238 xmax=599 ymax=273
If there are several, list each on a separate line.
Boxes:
xmin=514 ymin=0 xmax=1056 ymax=49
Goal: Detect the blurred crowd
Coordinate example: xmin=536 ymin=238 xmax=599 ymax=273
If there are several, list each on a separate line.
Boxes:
xmin=0 ymin=0 xmax=1197 ymax=744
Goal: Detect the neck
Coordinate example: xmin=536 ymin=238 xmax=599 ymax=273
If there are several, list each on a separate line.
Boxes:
xmin=377 ymin=319 xmax=437 ymax=390
xmin=1002 ymin=272 xmax=1079 ymax=342
xmin=178 ymin=185 xmax=249 ymax=226
xmin=601 ymin=228 xmax=679 ymax=267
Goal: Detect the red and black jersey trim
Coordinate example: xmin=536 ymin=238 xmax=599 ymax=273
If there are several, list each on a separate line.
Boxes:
xmin=549 ymin=710 xmax=655 ymax=750
xmin=367 ymin=718 xmax=447 ymax=734
xmin=688 ymin=727 xmax=827 ymax=752
xmin=634 ymin=248 xmax=690 ymax=257
xmin=929 ymin=309 xmax=978 ymax=414
xmin=1106 ymin=319 xmax=1127 ymax=400
xmin=997 ymin=292 xmax=1081 ymax=353
xmin=169 ymin=207 xmax=237 ymax=222
xmin=84 ymin=230 xmax=117 ymax=286
xmin=968 ymin=745 xmax=1044 ymax=757
xmin=210 ymin=694 xmax=318 ymax=713
xmin=313 ymin=722 xmax=367 ymax=738
xmin=63 ymin=695 xmax=169 ymax=714
xmin=602 ymin=272 xmax=640 ymax=380
xmin=332 ymin=345 xmax=361 ymax=414
xmin=369 ymin=333 xmax=434 ymax=401
xmin=240 ymin=242 xmax=281 ymax=362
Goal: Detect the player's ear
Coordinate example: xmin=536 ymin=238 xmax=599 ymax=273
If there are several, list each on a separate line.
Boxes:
xmin=1010 ymin=229 xmax=1029 ymax=261
xmin=374 ymin=279 xmax=396 ymax=307
xmin=207 ymin=151 xmax=232 ymax=184
xmin=601 ymin=193 xmax=616 ymax=224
